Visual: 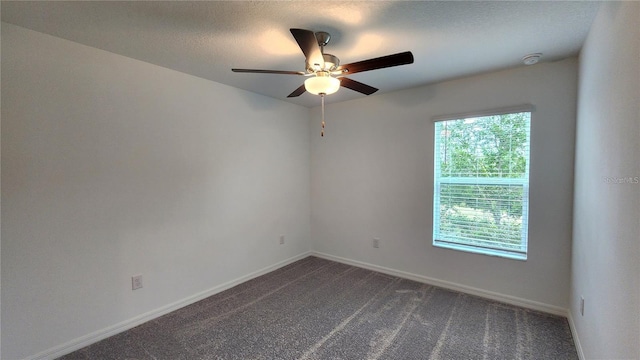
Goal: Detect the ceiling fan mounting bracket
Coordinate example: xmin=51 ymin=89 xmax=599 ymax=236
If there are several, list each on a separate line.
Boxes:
xmin=315 ymin=31 xmax=331 ymax=47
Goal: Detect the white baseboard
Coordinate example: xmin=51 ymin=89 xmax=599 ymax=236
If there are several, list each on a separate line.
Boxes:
xmin=567 ymin=311 xmax=585 ymax=360
xmin=311 ymin=251 xmax=568 ymax=317
xmin=30 ymin=251 xmax=312 ymax=360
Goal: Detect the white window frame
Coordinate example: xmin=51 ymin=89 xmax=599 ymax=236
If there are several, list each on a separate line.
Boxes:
xmin=432 ymin=105 xmax=533 ymax=260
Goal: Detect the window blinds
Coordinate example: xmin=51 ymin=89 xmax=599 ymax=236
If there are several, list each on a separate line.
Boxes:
xmin=433 ymin=111 xmax=531 ymax=260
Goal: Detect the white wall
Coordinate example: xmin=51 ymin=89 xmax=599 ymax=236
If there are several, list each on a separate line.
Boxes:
xmin=1 ymin=23 xmax=310 ymax=359
xmin=571 ymin=2 xmax=640 ymax=359
xmin=311 ymin=58 xmax=578 ymax=310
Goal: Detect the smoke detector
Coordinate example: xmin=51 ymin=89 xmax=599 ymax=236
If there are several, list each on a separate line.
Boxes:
xmin=522 ymin=53 xmax=542 ymax=65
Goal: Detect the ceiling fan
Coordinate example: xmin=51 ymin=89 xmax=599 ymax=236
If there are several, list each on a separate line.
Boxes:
xmin=232 ymin=28 xmax=414 ymax=98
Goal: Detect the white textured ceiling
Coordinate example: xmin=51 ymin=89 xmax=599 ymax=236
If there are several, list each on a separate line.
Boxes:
xmin=1 ymin=1 xmax=601 ymax=108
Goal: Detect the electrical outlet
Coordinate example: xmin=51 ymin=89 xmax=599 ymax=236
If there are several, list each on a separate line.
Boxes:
xmin=132 ymin=275 xmax=143 ymax=290
xmin=279 ymin=235 xmax=285 ymax=245
xmin=373 ymin=238 xmax=380 ymax=248
xmin=580 ymin=296 xmax=584 ymax=316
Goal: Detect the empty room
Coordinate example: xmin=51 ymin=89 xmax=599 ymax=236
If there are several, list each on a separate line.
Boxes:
xmin=1 ymin=1 xmax=638 ymax=359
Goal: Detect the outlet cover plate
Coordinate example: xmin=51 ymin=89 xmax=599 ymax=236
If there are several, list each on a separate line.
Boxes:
xmin=132 ymin=275 xmax=143 ymax=290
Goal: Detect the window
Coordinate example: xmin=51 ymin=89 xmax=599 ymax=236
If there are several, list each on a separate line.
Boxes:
xmin=433 ymin=108 xmax=531 ymax=260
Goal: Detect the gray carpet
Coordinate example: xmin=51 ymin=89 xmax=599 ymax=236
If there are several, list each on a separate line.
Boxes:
xmin=59 ymin=256 xmax=577 ymax=359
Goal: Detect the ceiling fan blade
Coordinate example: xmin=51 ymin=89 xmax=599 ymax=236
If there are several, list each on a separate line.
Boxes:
xmin=290 ymin=28 xmax=325 ymax=70
xmin=287 ymin=84 xmax=307 ymax=98
xmin=232 ymin=68 xmax=305 ymax=75
xmin=338 ymin=51 xmax=414 ymax=75
xmin=339 ymin=77 xmax=379 ymax=95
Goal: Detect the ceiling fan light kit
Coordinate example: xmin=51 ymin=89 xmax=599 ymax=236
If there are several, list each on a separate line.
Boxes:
xmin=304 ymin=73 xmax=340 ymax=95
xmin=232 ymin=28 xmax=414 ymax=135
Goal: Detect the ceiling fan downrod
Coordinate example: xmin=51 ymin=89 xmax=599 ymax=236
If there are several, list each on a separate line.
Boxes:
xmin=315 ymin=31 xmax=340 ymax=72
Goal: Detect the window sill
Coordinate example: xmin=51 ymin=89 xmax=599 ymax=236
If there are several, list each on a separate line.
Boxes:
xmin=433 ymin=241 xmax=527 ymax=261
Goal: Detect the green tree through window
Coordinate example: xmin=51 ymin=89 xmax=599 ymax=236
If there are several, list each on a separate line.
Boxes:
xmin=433 ymin=111 xmax=531 ymax=259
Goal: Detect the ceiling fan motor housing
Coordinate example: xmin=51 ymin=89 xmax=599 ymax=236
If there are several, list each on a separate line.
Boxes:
xmin=306 ymin=53 xmax=340 ymax=73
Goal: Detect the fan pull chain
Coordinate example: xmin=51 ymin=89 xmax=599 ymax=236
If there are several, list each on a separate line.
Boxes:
xmin=321 ymin=94 xmax=326 ymax=137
